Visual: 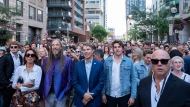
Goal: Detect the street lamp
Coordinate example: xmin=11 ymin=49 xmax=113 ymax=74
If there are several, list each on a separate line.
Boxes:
xmin=62 ymin=17 xmax=69 ymax=43
xmin=170 ymin=6 xmax=177 ymax=43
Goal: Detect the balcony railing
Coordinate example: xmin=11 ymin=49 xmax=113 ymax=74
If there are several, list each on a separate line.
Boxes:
xmin=48 ymin=11 xmax=72 ymax=17
xmin=75 ymin=25 xmax=83 ymax=30
xmin=75 ymin=0 xmax=82 ymax=8
xmin=75 ymin=16 xmax=83 ymax=24
xmin=47 ymin=23 xmax=72 ymax=31
xmin=74 ymin=7 xmax=83 ymax=16
xmin=47 ymin=1 xmax=72 ymax=7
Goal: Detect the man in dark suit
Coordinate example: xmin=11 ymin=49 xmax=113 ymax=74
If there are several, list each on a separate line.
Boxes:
xmin=0 ymin=41 xmax=23 ymax=107
xmin=135 ymin=49 xmax=190 ymax=107
xmin=184 ymin=56 xmax=190 ymax=75
xmin=73 ymin=43 xmax=104 ymax=107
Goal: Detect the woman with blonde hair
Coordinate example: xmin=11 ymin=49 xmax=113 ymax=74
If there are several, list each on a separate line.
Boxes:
xmin=132 ymin=47 xmax=143 ymax=64
xmin=37 ymin=47 xmax=48 ymax=67
xmin=171 ymin=56 xmax=190 ymax=83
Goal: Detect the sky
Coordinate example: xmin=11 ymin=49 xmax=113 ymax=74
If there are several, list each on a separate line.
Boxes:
xmin=107 ymin=0 xmax=152 ymax=37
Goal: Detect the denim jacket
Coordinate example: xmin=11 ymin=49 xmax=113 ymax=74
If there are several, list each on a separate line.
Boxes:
xmin=102 ymin=55 xmax=137 ymax=98
xmin=134 ymin=60 xmax=151 ymax=85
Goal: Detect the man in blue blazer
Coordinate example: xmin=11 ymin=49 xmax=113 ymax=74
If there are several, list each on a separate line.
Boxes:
xmin=73 ymin=43 xmax=104 ymax=107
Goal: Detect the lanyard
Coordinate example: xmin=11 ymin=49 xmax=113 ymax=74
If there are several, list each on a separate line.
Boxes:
xmin=154 ymin=78 xmax=167 ymax=102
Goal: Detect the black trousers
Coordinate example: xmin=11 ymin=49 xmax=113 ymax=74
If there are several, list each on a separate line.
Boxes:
xmin=106 ymin=94 xmax=131 ymax=107
xmin=2 ymin=85 xmax=16 ymax=107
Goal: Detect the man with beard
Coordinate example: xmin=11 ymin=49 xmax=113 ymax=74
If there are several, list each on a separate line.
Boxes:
xmin=72 ymin=43 xmax=104 ymax=107
xmin=41 ymin=39 xmax=73 ymax=107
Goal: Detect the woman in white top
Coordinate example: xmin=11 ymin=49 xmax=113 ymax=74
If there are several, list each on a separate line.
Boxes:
xmin=171 ymin=56 xmax=190 ymax=83
xmin=12 ymin=48 xmax=42 ymax=106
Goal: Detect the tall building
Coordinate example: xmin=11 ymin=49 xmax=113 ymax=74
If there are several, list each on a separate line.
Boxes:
xmin=0 ymin=0 xmax=47 ymax=45
xmin=85 ymin=0 xmax=104 ymax=26
xmin=47 ymin=0 xmax=85 ymax=43
xmin=126 ymin=0 xmax=146 ymax=19
xmin=103 ymin=0 xmax=107 ymax=28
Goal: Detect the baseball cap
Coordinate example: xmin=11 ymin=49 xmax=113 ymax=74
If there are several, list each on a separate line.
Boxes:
xmin=0 ymin=47 xmax=6 ymax=52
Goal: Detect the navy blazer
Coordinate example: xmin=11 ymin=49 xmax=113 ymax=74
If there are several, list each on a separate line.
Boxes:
xmin=72 ymin=59 xmax=104 ymax=107
xmin=135 ymin=73 xmax=190 ymax=107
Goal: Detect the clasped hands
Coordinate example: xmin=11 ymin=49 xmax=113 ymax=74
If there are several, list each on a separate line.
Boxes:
xmin=82 ymin=92 xmax=94 ymax=105
xmin=14 ymin=82 xmax=34 ymax=90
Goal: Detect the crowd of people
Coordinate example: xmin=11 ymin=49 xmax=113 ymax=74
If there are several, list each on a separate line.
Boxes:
xmin=0 ymin=39 xmax=190 ymax=107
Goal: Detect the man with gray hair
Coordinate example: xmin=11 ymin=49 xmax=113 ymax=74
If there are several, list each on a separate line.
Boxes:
xmin=41 ymin=39 xmax=73 ymax=107
xmin=93 ymin=49 xmax=104 ymax=62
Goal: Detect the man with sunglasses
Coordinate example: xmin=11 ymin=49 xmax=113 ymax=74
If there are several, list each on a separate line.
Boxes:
xmin=0 ymin=41 xmax=23 ymax=107
xmin=135 ymin=49 xmax=190 ymax=107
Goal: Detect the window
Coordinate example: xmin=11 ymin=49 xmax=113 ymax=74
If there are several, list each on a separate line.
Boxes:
xmin=0 ymin=0 xmax=7 ymax=7
xmin=16 ymin=0 xmax=23 ymax=16
xmin=37 ymin=10 xmax=43 ymax=22
xmin=29 ymin=6 xmax=36 ymax=20
xmin=183 ymin=0 xmax=188 ymax=10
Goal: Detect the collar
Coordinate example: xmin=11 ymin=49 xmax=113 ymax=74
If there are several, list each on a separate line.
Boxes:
xmin=152 ymin=72 xmax=171 ymax=84
xmin=10 ymin=52 xmax=19 ymax=58
xmin=113 ymin=54 xmax=123 ymax=62
xmin=85 ymin=58 xmax=93 ymax=64
xmin=23 ymin=64 xmax=37 ymax=72
xmin=142 ymin=60 xmax=150 ymax=67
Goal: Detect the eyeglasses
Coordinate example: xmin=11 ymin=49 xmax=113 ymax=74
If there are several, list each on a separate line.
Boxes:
xmin=76 ymin=51 xmax=80 ymax=53
xmin=10 ymin=46 xmax=18 ymax=49
xmin=151 ymin=59 xmax=170 ymax=65
xmin=25 ymin=54 xmax=35 ymax=57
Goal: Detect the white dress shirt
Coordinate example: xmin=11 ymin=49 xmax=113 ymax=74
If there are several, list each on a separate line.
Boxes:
xmin=85 ymin=59 xmax=93 ymax=92
xmin=12 ymin=64 xmax=42 ymax=92
xmin=10 ymin=52 xmax=21 ymax=82
xmin=151 ymin=73 xmax=170 ymax=107
xmin=110 ymin=56 xmax=122 ymax=98
xmin=181 ymin=72 xmax=190 ymax=83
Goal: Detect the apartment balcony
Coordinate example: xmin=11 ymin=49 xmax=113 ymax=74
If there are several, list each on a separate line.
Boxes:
xmin=75 ymin=25 xmax=83 ymax=30
xmin=47 ymin=23 xmax=72 ymax=31
xmin=75 ymin=16 xmax=83 ymax=24
xmin=75 ymin=0 xmax=83 ymax=9
xmin=48 ymin=11 xmax=72 ymax=19
xmin=47 ymin=1 xmax=72 ymax=8
xmin=75 ymin=7 xmax=83 ymax=16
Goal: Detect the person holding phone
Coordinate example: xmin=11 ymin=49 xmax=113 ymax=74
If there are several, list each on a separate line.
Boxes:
xmin=12 ymin=48 xmax=42 ymax=106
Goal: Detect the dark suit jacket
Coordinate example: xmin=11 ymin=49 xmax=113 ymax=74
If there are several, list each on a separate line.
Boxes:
xmin=135 ymin=73 xmax=190 ymax=107
xmin=184 ymin=56 xmax=190 ymax=75
xmin=0 ymin=53 xmax=22 ymax=89
xmin=72 ymin=59 xmax=104 ymax=107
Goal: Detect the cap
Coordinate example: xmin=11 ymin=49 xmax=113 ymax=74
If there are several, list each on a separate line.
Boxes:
xmin=0 ymin=47 xmax=6 ymax=52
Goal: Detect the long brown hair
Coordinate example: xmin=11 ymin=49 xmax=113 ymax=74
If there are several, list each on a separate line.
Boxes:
xmin=45 ymin=39 xmax=65 ymax=73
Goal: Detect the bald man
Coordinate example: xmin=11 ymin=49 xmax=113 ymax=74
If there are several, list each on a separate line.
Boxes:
xmin=135 ymin=50 xmax=190 ymax=107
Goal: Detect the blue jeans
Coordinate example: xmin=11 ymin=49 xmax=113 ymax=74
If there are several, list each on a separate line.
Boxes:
xmin=0 ymin=93 xmax=3 ymax=107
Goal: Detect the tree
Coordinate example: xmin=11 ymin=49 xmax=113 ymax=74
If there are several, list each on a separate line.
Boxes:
xmin=91 ymin=25 xmax=109 ymax=42
xmin=130 ymin=5 xmax=170 ymax=42
xmin=0 ymin=7 xmax=19 ymax=40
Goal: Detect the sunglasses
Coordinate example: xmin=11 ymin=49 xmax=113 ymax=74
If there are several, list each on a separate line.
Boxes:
xmin=151 ymin=59 xmax=170 ymax=65
xmin=10 ymin=46 xmax=18 ymax=49
xmin=25 ymin=54 xmax=35 ymax=57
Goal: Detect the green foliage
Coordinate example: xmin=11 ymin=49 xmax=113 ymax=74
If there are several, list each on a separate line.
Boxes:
xmin=130 ymin=6 xmax=170 ymax=42
xmin=25 ymin=40 xmax=30 ymax=44
xmin=0 ymin=7 xmax=19 ymax=40
xmin=91 ymin=25 xmax=109 ymax=42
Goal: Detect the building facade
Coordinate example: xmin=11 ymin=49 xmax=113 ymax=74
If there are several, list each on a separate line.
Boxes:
xmin=125 ymin=0 xmax=146 ymax=40
xmin=5 ymin=0 xmax=47 ymax=45
xmin=103 ymin=0 xmax=107 ymax=28
xmin=47 ymin=0 xmax=85 ymax=43
xmin=85 ymin=0 xmax=104 ymax=26
xmin=152 ymin=0 xmax=190 ymax=43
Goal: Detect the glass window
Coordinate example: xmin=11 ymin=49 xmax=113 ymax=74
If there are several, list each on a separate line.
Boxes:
xmin=29 ymin=6 xmax=36 ymax=20
xmin=16 ymin=0 xmax=23 ymax=16
xmin=183 ymin=0 xmax=188 ymax=10
xmin=37 ymin=10 xmax=43 ymax=22
xmin=0 ymin=0 xmax=5 ymax=7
